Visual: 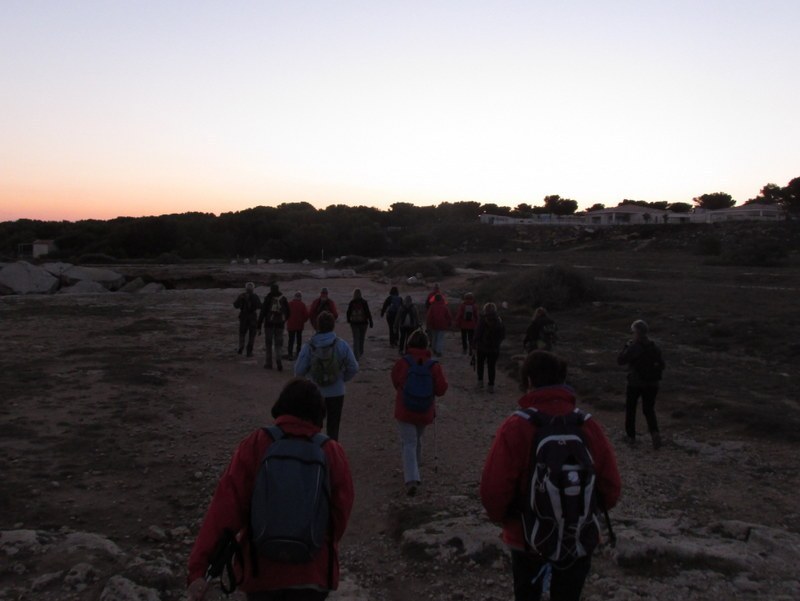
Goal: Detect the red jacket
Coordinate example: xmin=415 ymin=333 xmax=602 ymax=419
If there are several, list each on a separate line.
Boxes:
xmin=425 ymin=299 xmax=452 ymax=330
xmin=187 ymin=415 xmax=354 ymax=593
xmin=479 ymin=385 xmax=620 ymax=551
xmin=286 ymin=299 xmax=309 ymax=331
xmin=309 ymin=296 xmax=339 ymax=330
xmin=454 ymin=301 xmax=479 ymax=330
xmin=391 ymin=347 xmax=449 ymax=425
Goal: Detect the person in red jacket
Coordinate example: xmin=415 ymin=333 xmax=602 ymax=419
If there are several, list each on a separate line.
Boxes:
xmin=480 ymin=351 xmax=620 ymax=601
xmin=286 ymin=291 xmax=310 ymax=360
xmin=391 ymin=329 xmax=449 ymax=496
xmin=186 ymin=378 xmax=354 ymax=601
xmin=308 ymin=287 xmax=339 ymax=331
xmin=454 ymin=292 xmax=478 ymax=354
xmin=425 ymin=293 xmax=452 ymax=357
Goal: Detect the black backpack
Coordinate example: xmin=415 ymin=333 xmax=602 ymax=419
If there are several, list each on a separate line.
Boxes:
xmin=516 ymin=408 xmax=600 ymax=564
xmin=250 ymin=426 xmax=331 ymax=563
xmin=633 ymin=341 xmax=664 ymax=382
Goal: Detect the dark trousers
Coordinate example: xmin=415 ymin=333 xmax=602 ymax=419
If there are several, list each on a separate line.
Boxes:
xmin=625 ymin=384 xmax=660 ymax=439
xmin=350 ymin=323 xmax=367 ymax=359
xmin=386 ymin=314 xmax=398 ymax=346
xmin=247 ymin=590 xmax=328 ymax=601
xmin=476 ymin=350 xmax=499 ymax=385
xmin=511 ymin=551 xmax=591 ymax=601
xmin=287 ymin=329 xmax=303 ymax=357
xmin=460 ymin=328 xmax=474 ymax=352
xmin=325 ymin=395 xmax=344 ymax=441
xmin=238 ymin=320 xmax=257 ymax=354
xmin=263 ymin=326 xmax=284 ymax=366
xmin=398 ymin=327 xmax=414 ymax=354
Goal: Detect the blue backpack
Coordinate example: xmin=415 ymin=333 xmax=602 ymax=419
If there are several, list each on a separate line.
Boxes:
xmin=402 ymin=355 xmax=437 ymax=412
xmin=250 ymin=426 xmax=331 ymax=563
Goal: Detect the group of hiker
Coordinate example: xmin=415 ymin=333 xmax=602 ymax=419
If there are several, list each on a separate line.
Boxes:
xmin=196 ymin=280 xmax=666 ymax=600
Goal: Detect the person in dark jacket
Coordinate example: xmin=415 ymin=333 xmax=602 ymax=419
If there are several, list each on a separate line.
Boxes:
xmin=379 ymin=286 xmax=402 ymax=347
xmin=394 ymin=296 xmax=420 ymax=355
xmin=480 ymin=351 xmax=621 ymax=601
xmin=454 ymin=292 xmax=478 ymax=354
xmin=523 ymin=307 xmax=558 ymax=352
xmin=473 ymin=302 xmax=505 ymax=393
xmin=234 ymin=282 xmax=261 ymax=357
xmin=617 ymin=319 xmax=665 ymax=449
xmin=258 ymin=283 xmax=291 ymax=371
xmin=345 ymin=288 xmax=374 ymax=360
xmin=391 ymin=329 xmax=448 ymax=496
xmin=186 ymin=378 xmax=355 ymax=601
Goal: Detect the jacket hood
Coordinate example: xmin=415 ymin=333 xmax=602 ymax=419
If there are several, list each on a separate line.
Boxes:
xmin=518 ymin=384 xmax=577 ymax=410
xmin=311 ymin=331 xmax=338 ymax=345
xmin=273 ymin=414 xmax=323 ymax=437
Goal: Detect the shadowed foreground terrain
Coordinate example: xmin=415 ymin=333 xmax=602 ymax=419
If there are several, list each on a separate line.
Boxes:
xmin=1 ymin=246 xmax=799 ymax=600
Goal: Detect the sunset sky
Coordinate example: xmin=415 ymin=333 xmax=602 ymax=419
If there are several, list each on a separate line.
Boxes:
xmin=1 ymin=1 xmax=798 ymax=222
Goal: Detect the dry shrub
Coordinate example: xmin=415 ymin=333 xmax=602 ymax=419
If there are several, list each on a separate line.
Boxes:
xmin=473 ymin=264 xmax=602 ymax=310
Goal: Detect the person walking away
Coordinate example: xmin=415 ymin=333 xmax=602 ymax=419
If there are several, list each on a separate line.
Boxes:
xmin=186 ymin=378 xmax=354 ymax=601
xmin=294 ymin=311 xmax=359 ymax=441
xmin=309 ymin=287 xmax=339 ymax=331
xmin=380 ymin=286 xmax=403 ymax=347
xmin=425 ymin=294 xmax=452 ymax=357
xmin=473 ymin=302 xmax=505 ymax=393
xmin=424 ymin=283 xmax=446 ymax=309
xmin=480 ymin=351 xmax=621 ymax=601
xmin=391 ymin=329 xmax=448 ymax=496
xmin=258 ymin=283 xmax=291 ymax=371
xmin=346 ymin=288 xmax=374 ymax=360
xmin=617 ymin=319 xmax=665 ymax=449
xmin=286 ymin=291 xmax=310 ymax=360
xmin=454 ymin=292 xmax=478 ymax=354
xmin=394 ymin=296 xmax=420 ymax=355
xmin=523 ymin=307 xmax=558 ymax=352
xmin=234 ymin=282 xmax=261 ymax=357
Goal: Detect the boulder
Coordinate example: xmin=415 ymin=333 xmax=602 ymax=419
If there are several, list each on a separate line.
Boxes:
xmin=0 ymin=261 xmax=60 ymax=294
xmin=119 ymin=277 xmax=147 ymax=293
xmin=59 ymin=280 xmax=110 ymax=295
xmin=137 ymin=283 xmax=165 ymax=293
xmin=60 ymin=266 xmax=126 ymax=290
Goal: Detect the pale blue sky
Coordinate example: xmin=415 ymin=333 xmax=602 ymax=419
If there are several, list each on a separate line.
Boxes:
xmin=1 ymin=0 xmax=798 ymax=220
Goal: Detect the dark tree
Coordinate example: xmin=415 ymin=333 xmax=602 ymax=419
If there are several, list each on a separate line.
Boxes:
xmin=693 ymin=192 xmax=735 ymax=210
xmin=586 ymin=203 xmax=605 ymax=212
xmin=668 ymin=202 xmax=693 ymax=213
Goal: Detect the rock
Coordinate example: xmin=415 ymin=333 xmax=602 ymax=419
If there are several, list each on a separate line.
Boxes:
xmin=64 ymin=562 xmax=98 ymax=591
xmin=58 ymin=265 xmax=126 ymax=290
xmin=137 ymin=282 xmax=165 ymax=293
xmin=58 ymin=280 xmax=110 ymax=294
xmin=99 ymin=575 xmax=160 ymax=601
xmin=145 ymin=525 xmax=167 ymax=542
xmin=0 ymin=261 xmax=60 ymax=294
xmin=120 ymin=277 xmax=147 ymax=293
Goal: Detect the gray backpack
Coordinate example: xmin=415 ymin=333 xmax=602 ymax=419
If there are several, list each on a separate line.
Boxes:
xmin=250 ymin=426 xmax=331 ymax=563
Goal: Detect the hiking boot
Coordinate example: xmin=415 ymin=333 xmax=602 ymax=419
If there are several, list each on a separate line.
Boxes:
xmin=476 ymin=380 xmax=484 ymax=389
xmin=405 ymin=481 xmax=420 ymax=497
xmin=237 ymin=347 xmax=243 ymax=355
xmin=487 ymin=384 xmax=494 ymax=394
xmin=276 ymin=360 xmax=283 ymax=372
xmin=246 ymin=351 xmax=253 ymax=357
xmin=651 ymin=431 xmax=662 ymax=450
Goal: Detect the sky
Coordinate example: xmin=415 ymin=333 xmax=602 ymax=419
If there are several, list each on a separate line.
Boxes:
xmin=1 ymin=1 xmax=798 ymax=222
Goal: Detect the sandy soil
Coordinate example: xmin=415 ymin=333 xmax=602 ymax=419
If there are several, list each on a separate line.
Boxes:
xmin=1 ymin=251 xmax=799 ymax=600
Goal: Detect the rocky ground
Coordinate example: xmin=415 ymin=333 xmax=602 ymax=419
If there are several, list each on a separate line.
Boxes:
xmin=1 ymin=250 xmax=799 ymax=600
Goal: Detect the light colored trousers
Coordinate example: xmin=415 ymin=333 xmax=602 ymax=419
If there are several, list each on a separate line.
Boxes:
xmin=398 ymin=421 xmax=427 ymax=484
xmin=429 ymin=330 xmax=445 ymax=355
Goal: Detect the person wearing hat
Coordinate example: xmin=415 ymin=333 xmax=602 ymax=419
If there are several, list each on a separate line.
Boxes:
xmin=286 ymin=291 xmax=310 ymax=361
xmin=309 ymin=287 xmax=339 ymax=331
xmin=186 ymin=378 xmax=354 ymax=601
xmin=233 ymin=282 xmax=261 ymax=357
xmin=617 ymin=319 xmax=666 ymax=449
xmin=258 ymin=283 xmax=291 ymax=371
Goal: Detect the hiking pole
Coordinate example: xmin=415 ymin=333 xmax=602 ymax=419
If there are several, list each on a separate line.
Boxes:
xmin=433 ymin=417 xmax=438 ymax=473
xmin=603 ymin=509 xmax=617 ymax=548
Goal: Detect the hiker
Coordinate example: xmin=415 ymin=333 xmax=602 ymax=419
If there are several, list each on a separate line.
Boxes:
xmin=425 ymin=293 xmax=452 ymax=357
xmin=286 ymin=291 xmax=310 ymax=360
xmin=379 ymin=286 xmax=403 ymax=347
xmin=424 ymin=283 xmax=446 ymax=309
xmin=394 ymin=295 xmax=420 ymax=355
xmin=309 ymin=287 xmax=339 ymax=331
xmin=345 ymin=288 xmax=374 ymax=360
xmin=233 ymin=282 xmax=261 ymax=357
xmin=480 ymin=351 xmax=621 ymax=601
xmin=186 ymin=378 xmax=354 ymax=601
xmin=391 ymin=329 xmax=448 ymax=496
xmin=617 ymin=319 xmax=665 ymax=449
xmin=294 ymin=311 xmax=359 ymax=441
xmin=523 ymin=307 xmax=558 ymax=352
xmin=473 ymin=302 xmax=505 ymax=393
xmin=257 ymin=283 xmax=291 ymax=371
xmin=454 ymin=292 xmax=478 ymax=354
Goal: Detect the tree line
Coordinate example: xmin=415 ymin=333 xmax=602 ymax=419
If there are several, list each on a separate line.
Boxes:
xmin=2 ymin=176 xmax=797 ymax=261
